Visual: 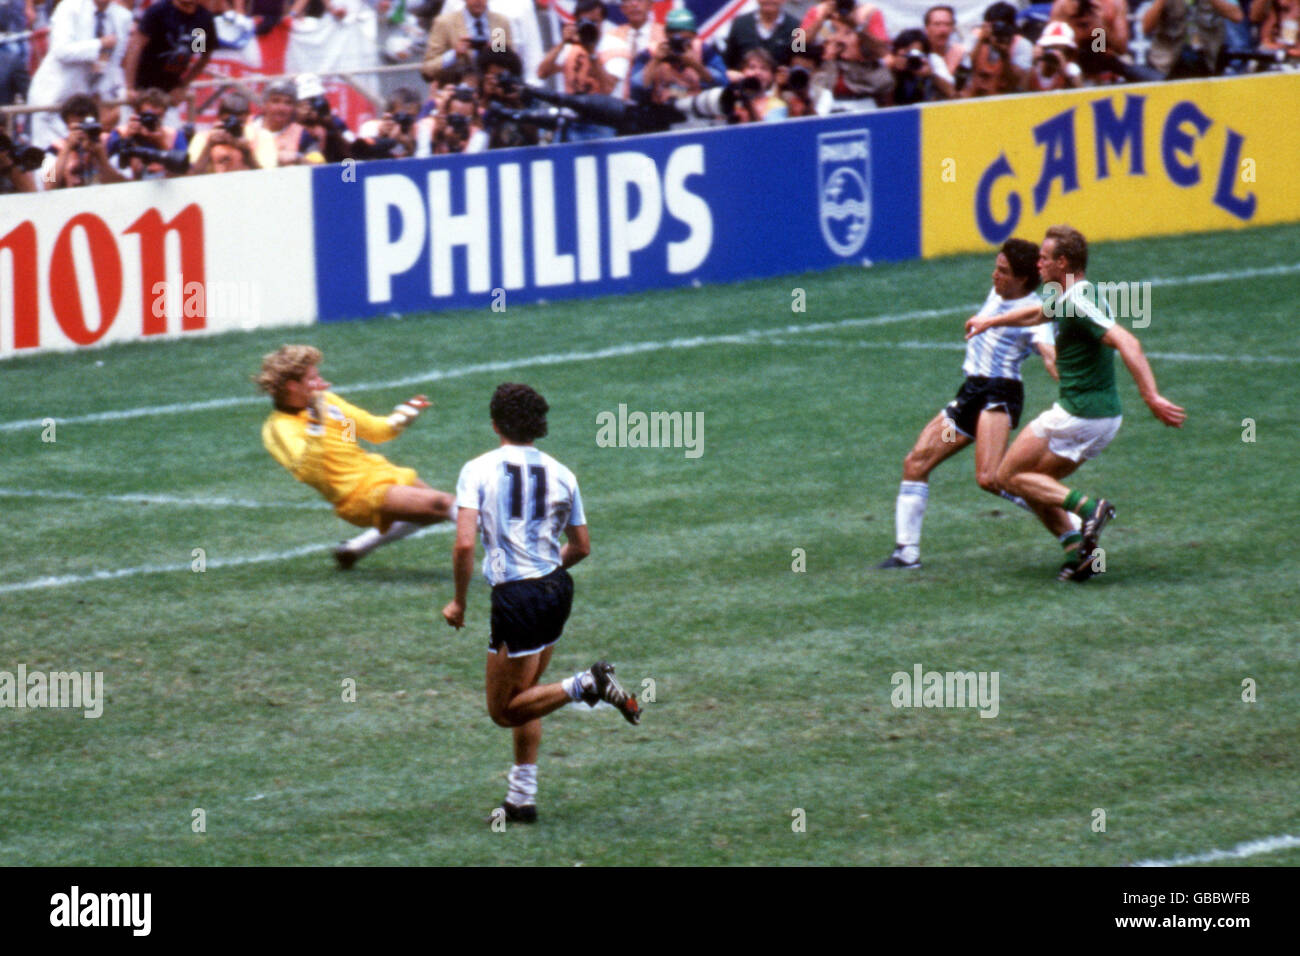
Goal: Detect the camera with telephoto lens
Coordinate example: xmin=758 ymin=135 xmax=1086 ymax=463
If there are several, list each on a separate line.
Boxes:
xmin=0 ymin=130 xmax=45 ymax=171
xmin=784 ymin=65 xmax=810 ymax=92
xmin=138 ymin=111 xmax=161 ymax=132
xmin=576 ymin=19 xmax=600 ymax=49
xmin=905 ymin=48 xmax=926 ymax=71
xmin=119 ymin=142 xmax=191 ymax=174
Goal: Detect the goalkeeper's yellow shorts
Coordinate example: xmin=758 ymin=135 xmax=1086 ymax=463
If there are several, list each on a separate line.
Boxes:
xmin=334 ymin=463 xmax=419 ymax=533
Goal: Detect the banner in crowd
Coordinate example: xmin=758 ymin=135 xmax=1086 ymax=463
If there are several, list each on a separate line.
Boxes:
xmin=921 ymin=73 xmax=1300 ymax=257
xmin=309 ymin=109 xmax=921 ymax=321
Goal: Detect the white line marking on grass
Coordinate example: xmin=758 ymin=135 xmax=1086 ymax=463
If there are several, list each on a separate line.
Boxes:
xmin=0 ymin=525 xmax=450 ymax=594
xmin=3 ymin=261 xmax=1296 ymax=434
xmin=0 ymin=488 xmax=322 ymax=509
xmin=1128 ymin=833 xmax=1300 ymax=867
xmin=764 ymin=339 xmax=1297 ymax=364
xmin=0 ymin=307 xmax=956 ymax=432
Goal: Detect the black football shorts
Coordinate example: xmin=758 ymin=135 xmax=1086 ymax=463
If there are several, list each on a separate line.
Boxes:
xmin=489 ymin=567 xmax=574 ymax=657
xmin=943 ymin=376 xmax=1025 ymax=439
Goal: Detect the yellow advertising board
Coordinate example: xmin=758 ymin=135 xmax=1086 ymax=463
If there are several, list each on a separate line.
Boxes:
xmin=921 ymin=73 xmax=1300 ymax=257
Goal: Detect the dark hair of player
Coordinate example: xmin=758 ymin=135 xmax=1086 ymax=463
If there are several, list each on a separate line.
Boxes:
xmin=1044 ymin=224 xmax=1088 ymax=272
xmin=1000 ymin=237 xmax=1040 ymax=288
xmin=491 ymin=383 xmax=549 ymax=443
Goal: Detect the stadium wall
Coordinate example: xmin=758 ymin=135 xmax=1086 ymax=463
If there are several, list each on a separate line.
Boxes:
xmin=2 ymin=72 xmax=1295 ymax=359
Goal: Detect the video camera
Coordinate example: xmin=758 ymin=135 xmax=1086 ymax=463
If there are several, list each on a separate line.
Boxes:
xmin=0 ymin=130 xmax=45 ymax=171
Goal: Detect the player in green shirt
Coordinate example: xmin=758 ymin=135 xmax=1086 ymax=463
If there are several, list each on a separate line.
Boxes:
xmin=965 ymin=225 xmax=1186 ymax=582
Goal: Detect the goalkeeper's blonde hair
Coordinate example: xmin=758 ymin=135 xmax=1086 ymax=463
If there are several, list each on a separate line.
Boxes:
xmin=254 ymin=345 xmax=322 ymax=399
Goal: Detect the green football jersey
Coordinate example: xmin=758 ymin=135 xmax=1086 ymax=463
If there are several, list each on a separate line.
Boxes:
xmin=1053 ymin=280 xmax=1122 ymax=419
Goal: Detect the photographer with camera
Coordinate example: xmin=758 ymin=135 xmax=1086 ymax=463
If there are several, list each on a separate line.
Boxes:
xmin=1142 ymin=0 xmax=1244 ymax=77
xmin=537 ymin=0 xmax=616 ymax=96
xmin=431 ymin=83 xmax=484 ymax=153
xmin=123 ymin=0 xmax=217 ymax=106
xmin=802 ymin=0 xmax=891 ymax=53
xmin=479 ymin=48 xmax=542 ymax=148
xmin=294 ymin=73 xmax=356 ymax=164
xmin=962 ymin=2 xmax=1033 ymax=97
xmin=924 ymin=6 xmax=968 ymax=77
xmin=27 ymin=0 xmax=134 ymax=150
xmin=887 ymin=27 xmax=955 ymax=103
xmin=247 ymin=79 xmax=323 ymax=166
xmin=1023 ymin=20 xmax=1084 ymax=90
xmin=105 ymin=86 xmax=190 ymax=179
xmin=421 ymin=0 xmax=513 ymax=82
xmin=605 ymin=0 xmax=663 ymax=100
xmin=191 ymin=128 xmax=259 ymax=173
xmin=631 ymin=8 xmax=726 ymax=108
xmin=355 ymin=86 xmax=425 ymax=158
xmin=813 ymin=13 xmax=893 ymax=107
xmin=186 ymin=86 xmax=278 ymax=169
xmin=43 ymin=92 xmax=127 ymax=187
xmin=728 ymin=47 xmax=789 ymax=122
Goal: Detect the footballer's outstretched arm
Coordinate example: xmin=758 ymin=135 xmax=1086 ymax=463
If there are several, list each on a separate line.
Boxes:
xmin=965 ymin=301 xmax=1048 ymax=339
xmin=1101 ymin=325 xmax=1186 ymax=427
xmin=560 ymin=524 xmax=590 ymax=569
xmin=442 ymin=507 xmax=479 ymax=629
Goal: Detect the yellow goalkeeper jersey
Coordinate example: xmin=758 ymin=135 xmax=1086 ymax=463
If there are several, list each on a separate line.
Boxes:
xmin=262 ymin=392 xmax=405 ymax=504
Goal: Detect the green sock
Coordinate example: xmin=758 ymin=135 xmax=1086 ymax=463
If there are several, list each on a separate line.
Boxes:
xmin=1061 ymin=531 xmax=1083 ymax=556
xmin=1063 ymin=491 xmax=1095 ymax=519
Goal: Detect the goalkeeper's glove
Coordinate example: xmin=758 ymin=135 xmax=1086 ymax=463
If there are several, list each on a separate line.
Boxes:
xmin=388 ymin=394 xmax=432 ymax=429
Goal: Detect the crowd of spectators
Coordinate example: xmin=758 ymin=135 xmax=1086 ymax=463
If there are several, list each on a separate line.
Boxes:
xmin=0 ymin=0 xmax=1296 ymax=192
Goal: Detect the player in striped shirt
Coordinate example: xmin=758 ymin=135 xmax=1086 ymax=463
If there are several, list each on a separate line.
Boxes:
xmin=257 ymin=345 xmax=456 ymax=568
xmin=965 ymin=225 xmax=1185 ymax=581
xmin=879 ymin=238 xmax=1065 ymax=570
xmin=442 ymin=383 xmax=639 ymax=825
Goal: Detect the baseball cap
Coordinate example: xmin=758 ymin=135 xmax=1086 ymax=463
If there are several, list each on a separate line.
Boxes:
xmin=1039 ymin=21 xmax=1077 ymax=48
xmin=665 ymin=8 xmax=696 ymax=31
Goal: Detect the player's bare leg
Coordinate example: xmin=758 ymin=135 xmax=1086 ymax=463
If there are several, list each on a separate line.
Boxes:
xmin=880 ymin=413 xmax=971 ymax=569
xmin=334 ymin=480 xmax=456 ymax=569
xmin=997 ymin=429 xmax=1094 ymax=577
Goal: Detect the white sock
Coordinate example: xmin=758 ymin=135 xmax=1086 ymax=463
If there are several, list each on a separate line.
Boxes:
xmin=999 ymin=489 xmax=1032 ymax=512
xmin=506 ymin=763 xmax=538 ymax=807
xmin=1067 ymin=511 xmax=1082 ymax=531
xmin=561 ymin=671 xmax=592 ymax=702
xmin=342 ymin=520 xmax=422 ymax=557
xmin=895 ymin=481 xmax=928 ymax=563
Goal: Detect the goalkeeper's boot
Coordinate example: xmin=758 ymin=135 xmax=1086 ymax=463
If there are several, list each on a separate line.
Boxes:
xmin=584 ymin=661 xmax=640 ymax=725
xmin=1080 ymin=499 xmax=1115 ymax=561
xmin=332 ymin=544 xmax=360 ymax=571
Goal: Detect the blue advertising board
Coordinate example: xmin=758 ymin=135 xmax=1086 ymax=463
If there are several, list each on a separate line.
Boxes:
xmin=311 ymin=110 xmax=920 ymax=322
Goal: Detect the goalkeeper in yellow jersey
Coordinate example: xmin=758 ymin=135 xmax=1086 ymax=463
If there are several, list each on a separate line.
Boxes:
xmin=256 ymin=344 xmax=456 ymax=569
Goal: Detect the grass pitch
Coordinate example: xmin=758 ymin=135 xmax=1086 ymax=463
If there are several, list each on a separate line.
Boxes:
xmin=1 ymin=224 xmax=1297 ymax=866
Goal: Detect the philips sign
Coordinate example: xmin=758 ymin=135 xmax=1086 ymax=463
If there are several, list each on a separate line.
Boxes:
xmin=311 ymin=111 xmax=920 ymax=322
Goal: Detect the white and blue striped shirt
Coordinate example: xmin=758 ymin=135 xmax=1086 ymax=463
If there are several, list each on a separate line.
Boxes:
xmin=963 ymin=288 xmax=1052 ymax=380
xmin=455 ymin=444 xmax=586 ymax=587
